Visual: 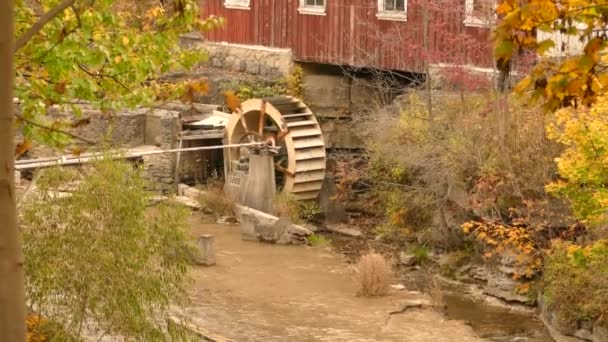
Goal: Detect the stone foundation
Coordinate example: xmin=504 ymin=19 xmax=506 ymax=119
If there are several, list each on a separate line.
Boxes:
xmin=181 ymin=34 xmax=293 ymax=78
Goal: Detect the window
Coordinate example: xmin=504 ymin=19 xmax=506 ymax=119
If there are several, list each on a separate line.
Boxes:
xmin=377 ymin=0 xmax=407 ymax=21
xmin=464 ymin=0 xmax=494 ymax=27
xmin=298 ymin=0 xmax=326 ymax=15
xmin=224 ymin=0 xmax=250 ymax=10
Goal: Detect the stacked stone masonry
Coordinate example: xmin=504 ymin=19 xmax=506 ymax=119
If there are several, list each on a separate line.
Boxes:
xmin=180 ymin=34 xmax=293 ymax=78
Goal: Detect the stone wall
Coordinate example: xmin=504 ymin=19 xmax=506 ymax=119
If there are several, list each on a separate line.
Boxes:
xmin=15 ymin=105 xmax=150 ymax=158
xmin=73 ymin=108 xmax=147 ymax=147
xmin=141 ymin=111 xmax=179 ymax=194
xmin=181 ymin=34 xmax=294 ymax=78
xmin=15 ymin=104 xmax=182 ymax=194
xmin=301 ymin=69 xmax=392 ymax=149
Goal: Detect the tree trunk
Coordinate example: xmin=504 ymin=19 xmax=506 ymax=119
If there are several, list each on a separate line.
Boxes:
xmin=0 ymin=1 xmax=27 ymax=341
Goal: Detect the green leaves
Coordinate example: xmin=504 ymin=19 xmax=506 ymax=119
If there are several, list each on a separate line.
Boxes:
xmin=22 ymin=158 xmax=196 ymax=340
xmin=14 ymin=0 xmax=224 ymax=148
xmin=536 ymin=39 xmax=555 ymax=56
xmin=494 ymin=40 xmax=514 ymax=60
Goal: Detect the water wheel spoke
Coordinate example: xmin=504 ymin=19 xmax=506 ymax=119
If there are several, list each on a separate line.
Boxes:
xmin=275 ymin=163 xmax=295 ymax=177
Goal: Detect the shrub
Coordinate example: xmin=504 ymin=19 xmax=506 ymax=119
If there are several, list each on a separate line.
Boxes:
xmin=546 ymin=94 xmax=608 ymax=226
xmin=273 ymin=192 xmax=320 ymax=224
xmin=367 ymin=90 xmax=561 ymax=254
xmin=355 ymin=253 xmax=394 ymax=297
xmin=411 ymin=245 xmax=430 ymax=264
xmin=22 ymin=157 xmax=196 ymax=340
xmin=307 ymin=234 xmax=330 ymax=247
xmin=542 ymin=240 xmax=608 ymax=328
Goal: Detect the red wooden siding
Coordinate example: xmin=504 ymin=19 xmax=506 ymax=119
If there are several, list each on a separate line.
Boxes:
xmin=200 ymin=0 xmax=494 ymax=73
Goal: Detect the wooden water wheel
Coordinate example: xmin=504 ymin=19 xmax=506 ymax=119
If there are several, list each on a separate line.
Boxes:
xmin=225 ymin=96 xmax=326 ymax=200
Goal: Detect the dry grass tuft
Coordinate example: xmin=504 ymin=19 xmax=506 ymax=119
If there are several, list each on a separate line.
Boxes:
xmin=197 ymin=180 xmax=233 ymax=216
xmin=355 ymin=253 xmax=394 ymax=297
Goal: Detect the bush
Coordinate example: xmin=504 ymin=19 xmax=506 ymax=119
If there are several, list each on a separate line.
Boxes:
xmin=307 ymin=234 xmax=331 ymax=247
xmin=367 ymin=90 xmax=561 ymax=252
xmin=355 ymin=253 xmax=394 ymax=297
xmin=272 ymin=192 xmax=320 ymax=224
xmin=411 ymin=245 xmax=430 ymax=264
xmin=22 ymin=157 xmax=196 ymax=340
xmin=546 ymin=95 xmax=608 ymax=226
xmin=542 ymin=240 xmax=608 ymax=328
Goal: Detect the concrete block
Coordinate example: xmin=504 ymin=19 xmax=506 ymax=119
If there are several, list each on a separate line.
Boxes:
xmin=177 ymin=183 xmax=189 ymax=196
xmin=318 ymin=175 xmax=348 ymax=225
xmin=194 ymin=235 xmax=216 ymax=266
xmin=14 ymin=171 xmax=21 ymax=186
xmin=239 ymin=213 xmax=258 ymax=241
xmin=241 ymin=152 xmax=276 ymax=213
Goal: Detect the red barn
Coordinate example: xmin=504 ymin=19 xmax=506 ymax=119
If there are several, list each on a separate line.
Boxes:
xmin=200 ymin=0 xmax=495 ymax=73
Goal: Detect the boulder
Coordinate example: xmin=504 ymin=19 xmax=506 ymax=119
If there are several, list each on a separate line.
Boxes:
xmin=399 ymin=252 xmax=417 ymax=266
xmin=593 ymin=318 xmax=608 ymax=342
xmin=238 ymin=207 xmax=312 ymax=245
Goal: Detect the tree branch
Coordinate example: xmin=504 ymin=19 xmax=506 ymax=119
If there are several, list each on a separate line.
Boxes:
xmin=14 ymin=112 xmax=97 ymax=145
xmin=14 ymin=0 xmax=76 ymax=52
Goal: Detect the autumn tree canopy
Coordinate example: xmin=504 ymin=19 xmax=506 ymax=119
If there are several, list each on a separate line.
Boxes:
xmin=495 ymin=0 xmax=608 ymax=111
xmin=14 ymin=0 xmax=223 ymax=149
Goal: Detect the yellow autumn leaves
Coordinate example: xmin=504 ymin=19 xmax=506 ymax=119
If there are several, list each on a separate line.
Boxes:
xmin=545 ymin=92 xmax=608 ymax=225
xmin=496 ymin=0 xmax=608 ymax=112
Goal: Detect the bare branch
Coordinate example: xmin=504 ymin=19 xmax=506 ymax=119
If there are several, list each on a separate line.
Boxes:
xmin=15 ymin=0 xmax=77 ymax=52
xmin=14 ymin=112 xmax=97 ymax=145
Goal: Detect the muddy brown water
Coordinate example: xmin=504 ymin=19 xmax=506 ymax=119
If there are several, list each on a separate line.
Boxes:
xmin=183 ymin=217 xmax=551 ymax=341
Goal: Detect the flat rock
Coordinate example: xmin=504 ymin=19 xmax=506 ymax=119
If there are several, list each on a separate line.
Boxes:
xmin=483 ymin=287 xmax=529 ymax=304
xmin=184 ymin=186 xmax=208 ymax=200
xmin=593 ymin=320 xmax=608 ymax=342
xmin=326 ymin=225 xmax=362 ymax=237
xmin=573 ymin=328 xmax=593 ymax=341
xmin=391 ymin=284 xmax=406 ymax=291
xmin=174 ymin=195 xmax=201 ymax=209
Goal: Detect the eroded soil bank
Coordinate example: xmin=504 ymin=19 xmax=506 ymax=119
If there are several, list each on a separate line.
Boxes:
xmin=182 ymin=215 xmax=550 ymax=341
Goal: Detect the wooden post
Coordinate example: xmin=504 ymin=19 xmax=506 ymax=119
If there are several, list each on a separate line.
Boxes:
xmin=174 ymin=137 xmax=183 ymax=192
xmin=194 ymin=235 xmax=216 ymax=266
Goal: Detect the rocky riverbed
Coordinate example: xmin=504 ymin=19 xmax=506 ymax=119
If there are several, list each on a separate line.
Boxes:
xmin=179 ymin=214 xmax=553 ymax=341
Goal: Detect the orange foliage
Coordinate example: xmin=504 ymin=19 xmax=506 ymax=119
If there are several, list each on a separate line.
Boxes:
xmin=15 ymin=139 xmax=32 ymax=157
xmin=462 ymin=219 xmax=544 ymax=285
xmin=26 ymin=314 xmax=47 ymax=342
xmin=223 ymin=90 xmax=241 ymax=113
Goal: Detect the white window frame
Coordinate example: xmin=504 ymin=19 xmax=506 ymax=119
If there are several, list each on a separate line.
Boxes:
xmin=224 ymin=0 xmax=250 ymax=10
xmin=377 ymin=0 xmax=407 ymax=22
xmin=464 ymin=0 xmax=494 ymax=27
xmin=298 ymin=0 xmax=326 ymax=16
